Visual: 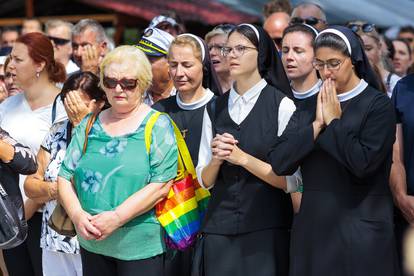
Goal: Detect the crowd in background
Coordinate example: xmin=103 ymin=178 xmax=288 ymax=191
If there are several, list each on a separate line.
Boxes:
xmin=0 ymin=0 xmax=414 ymax=275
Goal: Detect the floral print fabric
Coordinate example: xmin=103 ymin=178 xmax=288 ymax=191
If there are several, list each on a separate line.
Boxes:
xmin=40 ymin=120 xmax=80 ymax=254
xmin=58 ymin=110 xmax=177 ymax=260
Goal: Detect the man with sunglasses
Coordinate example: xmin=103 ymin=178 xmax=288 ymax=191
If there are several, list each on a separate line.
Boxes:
xmin=46 ymin=20 xmax=79 ymax=76
xmin=290 ymin=2 xmax=327 ymax=31
xmin=263 ymin=11 xmax=290 ymax=51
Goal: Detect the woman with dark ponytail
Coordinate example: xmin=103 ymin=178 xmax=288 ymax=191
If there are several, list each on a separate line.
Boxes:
xmin=0 ymin=32 xmax=68 ymax=276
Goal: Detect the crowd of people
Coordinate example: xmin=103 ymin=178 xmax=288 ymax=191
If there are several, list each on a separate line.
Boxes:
xmin=0 ymin=1 xmax=414 ymax=275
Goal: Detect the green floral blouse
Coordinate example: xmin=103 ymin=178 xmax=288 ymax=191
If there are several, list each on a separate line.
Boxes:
xmin=59 ymin=110 xmax=177 ymax=260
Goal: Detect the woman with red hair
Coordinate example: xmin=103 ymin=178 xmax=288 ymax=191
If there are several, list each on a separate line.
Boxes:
xmin=0 ymin=32 xmax=67 ymax=276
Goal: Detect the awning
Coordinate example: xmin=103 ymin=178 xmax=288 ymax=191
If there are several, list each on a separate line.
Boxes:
xmin=78 ymin=0 xmax=259 ymax=25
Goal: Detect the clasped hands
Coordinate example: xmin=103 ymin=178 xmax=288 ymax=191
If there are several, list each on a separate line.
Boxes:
xmin=314 ymin=78 xmax=342 ymax=129
xmin=211 ymin=133 xmax=247 ymax=166
xmin=72 ymin=209 xmax=122 ymax=241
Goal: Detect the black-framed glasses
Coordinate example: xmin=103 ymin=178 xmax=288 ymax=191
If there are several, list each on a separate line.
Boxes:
xmin=347 ymin=23 xmax=376 ymax=33
xmin=48 ymin=36 xmax=70 ymax=46
xmin=312 ymin=59 xmax=344 ymax=71
xmin=102 ymin=77 xmax=138 ymax=90
xmin=213 ymin=23 xmax=236 ymax=33
xmin=221 ymin=45 xmax=257 ymax=57
xmin=290 ymin=16 xmax=325 ymax=26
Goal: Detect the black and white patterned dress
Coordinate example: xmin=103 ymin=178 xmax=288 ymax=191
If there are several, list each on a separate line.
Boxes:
xmin=40 ymin=120 xmax=79 ymax=254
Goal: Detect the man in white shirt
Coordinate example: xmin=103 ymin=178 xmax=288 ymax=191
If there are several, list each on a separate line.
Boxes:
xmin=46 ymin=20 xmax=79 ymax=76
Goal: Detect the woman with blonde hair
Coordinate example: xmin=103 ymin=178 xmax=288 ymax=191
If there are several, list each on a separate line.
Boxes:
xmin=58 ymin=46 xmax=178 ymax=276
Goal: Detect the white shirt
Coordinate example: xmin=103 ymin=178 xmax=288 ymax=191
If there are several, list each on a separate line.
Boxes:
xmin=383 ymin=73 xmax=400 ymax=98
xmin=0 ymin=93 xmax=66 ymax=201
xmin=196 ymin=79 xmax=296 ymax=189
xmin=66 ymin=59 xmax=80 ymax=75
xmin=337 ymin=79 xmax=368 ymax=102
xmin=176 ymin=88 xmax=215 ymax=110
xmin=292 ymin=79 xmax=322 ymax=99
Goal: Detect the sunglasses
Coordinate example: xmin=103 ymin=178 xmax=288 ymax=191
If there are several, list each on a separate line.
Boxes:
xmin=347 ymin=23 xmax=376 ymax=33
xmin=102 ymin=77 xmax=138 ymax=90
xmin=48 ymin=36 xmax=71 ymax=46
xmin=290 ymin=17 xmax=325 ymax=26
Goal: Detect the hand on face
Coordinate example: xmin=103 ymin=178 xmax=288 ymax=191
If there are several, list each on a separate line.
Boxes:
xmin=0 ymin=82 xmax=8 ymax=103
xmin=81 ymin=45 xmax=100 ymax=75
xmin=64 ymin=90 xmax=97 ymax=126
xmin=320 ymin=78 xmax=342 ymax=125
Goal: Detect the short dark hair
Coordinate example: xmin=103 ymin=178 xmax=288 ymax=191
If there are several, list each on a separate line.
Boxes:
xmin=1 ymin=26 xmax=19 ymax=34
xmin=399 ymin=25 xmax=414 ymax=36
xmin=61 ymin=71 xmax=107 ymax=104
xmin=282 ymin=24 xmax=317 ymax=47
xmin=263 ymin=0 xmax=292 ymax=18
xmin=393 ymin=38 xmax=412 ymax=58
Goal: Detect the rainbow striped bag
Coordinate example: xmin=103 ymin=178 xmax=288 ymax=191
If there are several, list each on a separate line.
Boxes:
xmin=145 ymin=112 xmax=210 ymax=250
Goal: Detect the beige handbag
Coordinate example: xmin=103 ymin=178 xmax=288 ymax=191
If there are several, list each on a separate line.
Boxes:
xmin=48 ymin=112 xmax=98 ymax=237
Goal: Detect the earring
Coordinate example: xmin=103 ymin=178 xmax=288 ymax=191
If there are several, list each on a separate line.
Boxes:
xmin=36 ymin=72 xmax=40 ymax=78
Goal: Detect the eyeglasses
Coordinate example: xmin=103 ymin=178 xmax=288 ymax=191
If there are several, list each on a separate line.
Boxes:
xmin=208 ymin=43 xmax=225 ymax=52
xmin=290 ymin=17 xmax=325 ymax=26
xmin=312 ymin=59 xmax=344 ymax=71
xmin=347 ymin=23 xmax=375 ymax=33
xmin=213 ymin=23 xmax=236 ymax=33
xmin=221 ymin=45 xmax=257 ymax=57
xmin=48 ymin=36 xmax=71 ymax=46
xmin=102 ymin=77 xmax=138 ymax=90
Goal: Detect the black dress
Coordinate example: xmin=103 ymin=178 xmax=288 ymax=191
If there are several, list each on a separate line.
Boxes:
xmin=153 ymin=93 xmax=214 ymax=276
xmin=269 ymin=85 xmax=400 ymax=276
xmin=153 ymin=95 xmax=213 ymax=166
xmin=200 ymin=84 xmax=293 ymax=276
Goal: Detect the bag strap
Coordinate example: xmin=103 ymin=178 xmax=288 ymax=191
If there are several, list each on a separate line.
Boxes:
xmin=82 ymin=112 xmax=99 ymax=155
xmin=144 ymin=111 xmax=196 ymax=180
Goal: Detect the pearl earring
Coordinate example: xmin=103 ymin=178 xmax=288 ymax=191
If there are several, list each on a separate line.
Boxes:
xmin=36 ymin=72 xmax=40 ymax=78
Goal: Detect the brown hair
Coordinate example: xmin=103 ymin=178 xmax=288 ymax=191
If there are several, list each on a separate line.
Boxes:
xmin=16 ymin=32 xmax=66 ymax=83
xmin=61 ymin=71 xmax=107 ymax=104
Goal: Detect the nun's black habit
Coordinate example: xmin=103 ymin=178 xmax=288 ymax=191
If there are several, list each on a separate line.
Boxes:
xmin=192 ymin=24 xmax=295 ymax=276
xmin=269 ymin=26 xmax=400 ymax=276
xmin=153 ymin=33 xmax=221 ymax=166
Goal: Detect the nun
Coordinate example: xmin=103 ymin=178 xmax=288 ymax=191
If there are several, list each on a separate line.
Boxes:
xmin=280 ymin=23 xmax=320 ymax=211
xmin=269 ymin=26 xmax=400 ymax=275
xmin=152 ymin=34 xmax=221 ymax=276
xmin=194 ymin=24 xmax=295 ymax=276
xmin=153 ymin=33 xmax=221 ymax=166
